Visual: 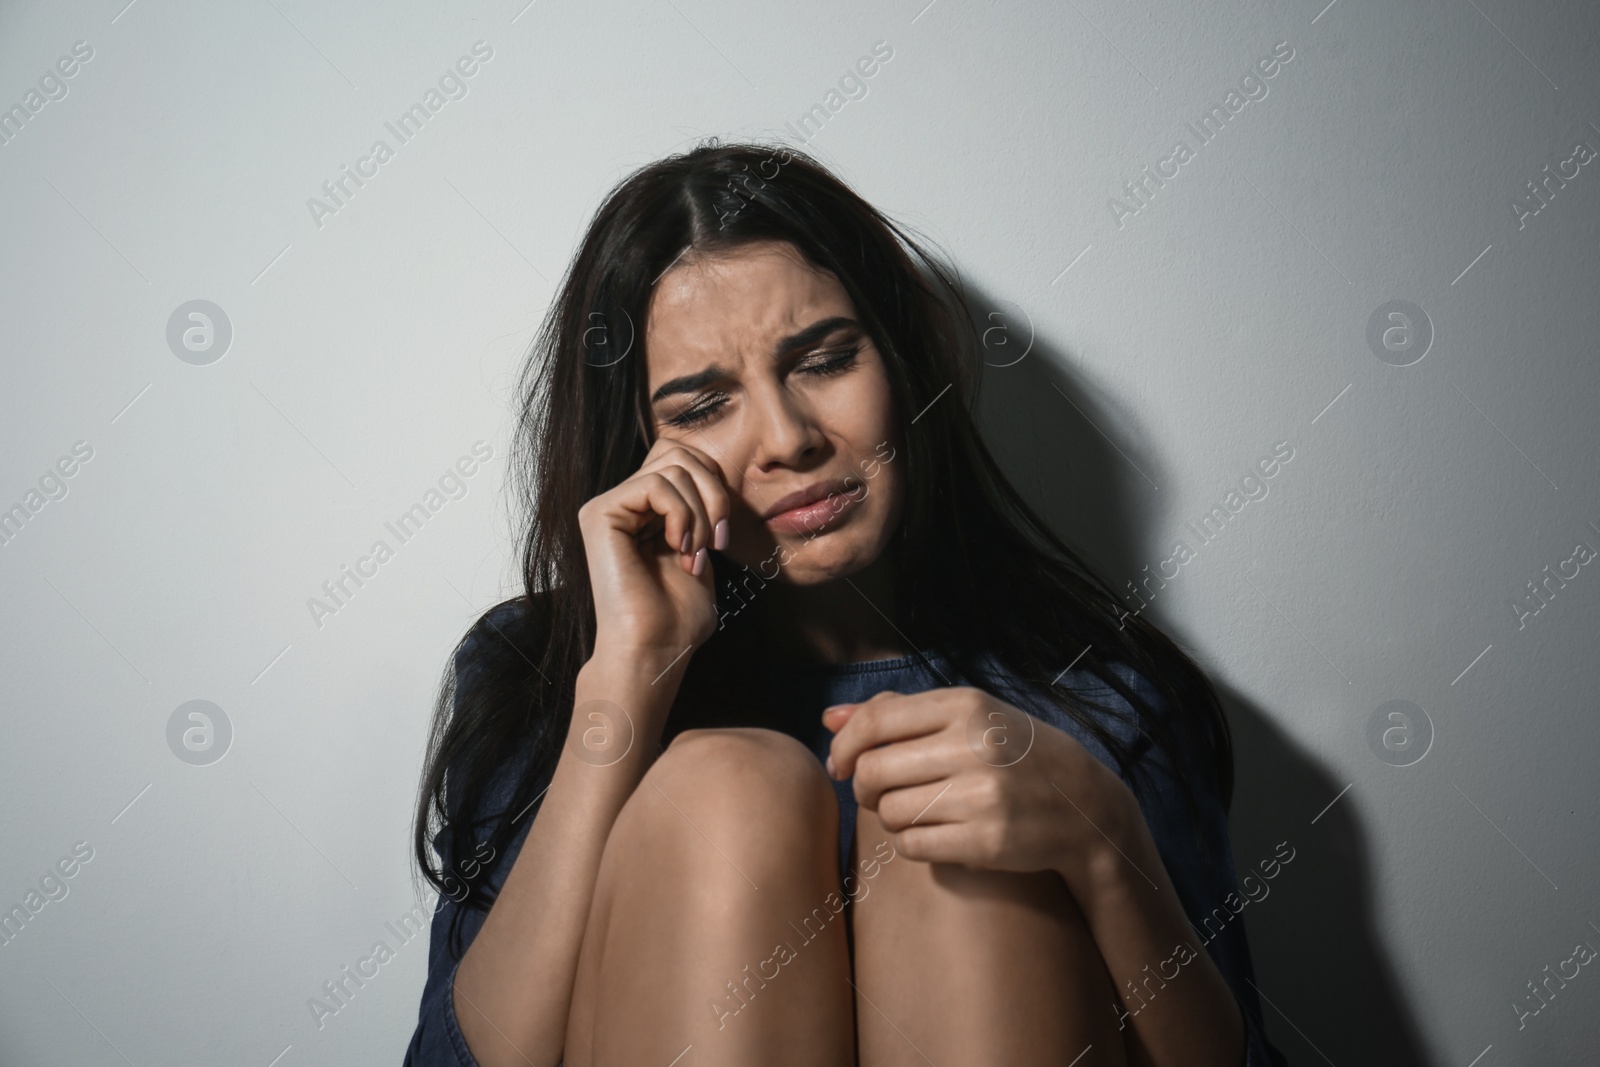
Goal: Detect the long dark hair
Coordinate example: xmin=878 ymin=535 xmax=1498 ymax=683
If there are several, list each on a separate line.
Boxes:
xmin=412 ymin=139 xmax=1235 ymax=941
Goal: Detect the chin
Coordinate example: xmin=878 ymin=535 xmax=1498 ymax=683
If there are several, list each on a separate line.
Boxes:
xmin=772 ymin=526 xmax=889 ymax=585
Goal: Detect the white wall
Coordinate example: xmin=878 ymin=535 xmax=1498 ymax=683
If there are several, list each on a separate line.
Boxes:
xmin=2 ymin=0 xmax=1596 ymax=1063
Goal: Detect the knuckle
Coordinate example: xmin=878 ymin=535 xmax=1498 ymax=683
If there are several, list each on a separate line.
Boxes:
xmin=975 ymin=774 xmax=1005 ymax=808
xmin=853 ymin=703 xmax=881 ymax=737
xmin=669 ymin=451 xmax=704 ymax=480
xmin=981 ymin=821 xmax=1007 ymax=862
xmin=875 ymin=797 xmax=903 ymax=832
xmin=853 ymin=750 xmax=882 ymax=791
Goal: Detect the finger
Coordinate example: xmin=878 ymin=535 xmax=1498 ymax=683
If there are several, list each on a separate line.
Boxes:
xmin=852 ymin=736 xmax=963 ymax=812
xmin=885 ymin=822 xmax=975 ymax=866
xmin=664 ymin=448 xmax=733 ymax=551
xmin=821 ymin=705 xmax=856 ymax=733
xmin=641 ymin=446 xmax=734 ymax=552
xmin=649 ymin=464 xmax=711 ymax=561
xmin=616 ymin=471 xmax=699 ymax=571
xmin=821 ymin=687 xmax=893 ymax=732
xmin=875 ymin=777 xmax=964 ymax=831
xmin=644 ymin=437 xmax=733 ymax=492
xmin=828 ymin=693 xmax=954 ymax=780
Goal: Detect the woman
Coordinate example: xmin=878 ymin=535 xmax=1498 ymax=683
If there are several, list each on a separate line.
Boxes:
xmin=405 ymin=140 xmax=1286 ymax=1066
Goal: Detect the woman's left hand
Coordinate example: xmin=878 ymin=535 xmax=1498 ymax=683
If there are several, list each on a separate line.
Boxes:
xmin=823 ymin=686 xmax=1138 ymax=883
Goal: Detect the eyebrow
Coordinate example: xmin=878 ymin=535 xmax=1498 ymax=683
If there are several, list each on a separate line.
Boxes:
xmin=649 ymin=315 xmax=861 ymax=406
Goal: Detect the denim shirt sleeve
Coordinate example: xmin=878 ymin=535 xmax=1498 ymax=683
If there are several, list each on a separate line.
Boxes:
xmin=1092 ymin=662 xmax=1289 ymax=1067
xmin=403 ymin=604 xmax=551 ymax=1067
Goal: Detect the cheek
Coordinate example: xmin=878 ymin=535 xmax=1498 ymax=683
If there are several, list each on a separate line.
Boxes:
xmin=827 ymin=365 xmax=896 ymax=448
xmin=833 ymin=376 xmax=900 ymax=514
xmin=877 ymin=466 xmax=904 ymax=518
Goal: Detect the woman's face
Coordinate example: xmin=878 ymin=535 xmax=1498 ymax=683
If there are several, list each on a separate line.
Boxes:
xmin=643 ymin=239 xmax=903 ymax=587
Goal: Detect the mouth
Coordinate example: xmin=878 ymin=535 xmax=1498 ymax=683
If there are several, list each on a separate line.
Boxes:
xmin=762 ymin=478 xmax=863 ymax=535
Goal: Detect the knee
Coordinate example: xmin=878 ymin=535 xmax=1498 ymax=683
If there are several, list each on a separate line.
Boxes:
xmin=616 ymin=728 xmax=839 ymax=880
xmin=653 ymin=727 xmax=837 ymax=835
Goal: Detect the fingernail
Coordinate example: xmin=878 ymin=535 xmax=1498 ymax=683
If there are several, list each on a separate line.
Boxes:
xmin=825 ymin=754 xmax=836 ymax=777
xmin=680 ymin=531 xmax=692 ymax=555
xmin=693 ymin=547 xmax=707 ymax=576
xmin=714 ymin=518 xmax=729 ymax=551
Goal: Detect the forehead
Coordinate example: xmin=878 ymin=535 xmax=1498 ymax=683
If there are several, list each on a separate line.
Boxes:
xmin=644 ymin=241 xmax=852 ymax=374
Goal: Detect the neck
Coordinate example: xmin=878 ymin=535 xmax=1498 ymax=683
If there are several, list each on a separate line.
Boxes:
xmin=753 ymin=546 xmax=906 ymax=664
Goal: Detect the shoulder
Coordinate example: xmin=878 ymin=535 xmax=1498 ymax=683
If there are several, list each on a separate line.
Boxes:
xmin=454 ymin=597 xmax=532 ymax=674
xmin=441 ymin=595 xmax=547 ymax=822
xmin=450 ymin=594 xmax=552 ymax=706
xmin=1055 ymin=658 xmax=1216 ymax=778
xmin=1056 ymin=659 xmax=1168 ymax=727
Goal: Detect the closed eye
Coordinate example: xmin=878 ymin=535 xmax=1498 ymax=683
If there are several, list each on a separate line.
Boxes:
xmin=800 ymin=345 xmax=859 ymax=379
xmin=664 ymin=345 xmax=860 ymax=428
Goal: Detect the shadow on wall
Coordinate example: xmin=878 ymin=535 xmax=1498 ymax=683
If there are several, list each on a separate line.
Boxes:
xmin=964 ymin=283 xmax=1431 ymax=1067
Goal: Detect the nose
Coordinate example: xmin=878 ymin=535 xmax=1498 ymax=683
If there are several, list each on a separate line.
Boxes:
xmin=747 ymin=378 xmax=827 ymax=471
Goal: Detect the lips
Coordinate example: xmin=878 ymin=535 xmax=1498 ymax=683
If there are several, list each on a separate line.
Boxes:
xmin=761 ymin=479 xmax=857 ymax=522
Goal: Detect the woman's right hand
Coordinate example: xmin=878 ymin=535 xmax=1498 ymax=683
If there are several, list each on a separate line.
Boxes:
xmin=577 ymin=438 xmax=731 ymax=664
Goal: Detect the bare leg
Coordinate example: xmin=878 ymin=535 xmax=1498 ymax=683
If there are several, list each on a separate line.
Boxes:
xmin=848 ymin=805 xmax=1129 ymax=1066
xmin=564 ymin=728 xmax=856 ymax=1067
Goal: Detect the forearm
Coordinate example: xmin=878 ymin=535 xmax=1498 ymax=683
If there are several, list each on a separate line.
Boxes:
xmin=1058 ymin=788 xmax=1245 ymax=1067
xmin=452 ymin=646 xmax=686 ymax=1067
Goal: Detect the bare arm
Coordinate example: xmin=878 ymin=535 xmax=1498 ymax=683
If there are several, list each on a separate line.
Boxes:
xmin=451 ymin=643 xmax=688 ymax=1067
xmin=1063 ymin=785 xmax=1246 ymax=1067
xmin=448 ymin=435 xmax=732 ymax=1066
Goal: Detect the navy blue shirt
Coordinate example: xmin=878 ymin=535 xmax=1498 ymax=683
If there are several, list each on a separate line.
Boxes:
xmin=405 ymin=612 xmax=1286 ymax=1065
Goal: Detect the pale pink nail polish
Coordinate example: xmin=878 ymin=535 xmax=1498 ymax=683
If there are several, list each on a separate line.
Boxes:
xmin=714 ymin=518 xmax=729 ymax=551
xmin=693 ymin=547 xmax=707 ymax=576
xmin=680 ymin=531 xmax=692 ymax=555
